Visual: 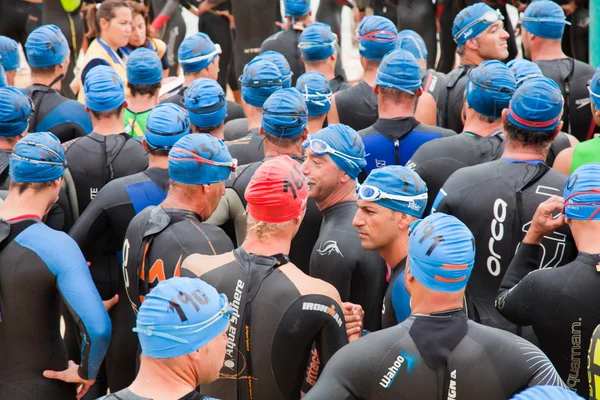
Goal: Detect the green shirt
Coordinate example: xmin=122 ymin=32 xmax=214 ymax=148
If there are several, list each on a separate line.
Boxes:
xmin=571 ymin=137 xmax=600 ymax=173
xmin=124 ymin=108 xmax=152 ymax=138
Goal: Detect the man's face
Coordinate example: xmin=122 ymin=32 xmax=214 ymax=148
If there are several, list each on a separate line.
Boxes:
xmin=206 ymin=181 xmax=226 ymax=216
xmin=301 ymin=150 xmax=342 ymax=203
xmin=476 ymin=21 xmax=510 ymax=61
xmin=195 ymin=325 xmax=229 ymax=384
xmin=353 ymin=200 xmax=401 ymax=252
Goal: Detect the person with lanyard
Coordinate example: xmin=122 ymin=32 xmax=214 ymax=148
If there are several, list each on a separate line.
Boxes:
xmin=101 ymin=277 xmax=231 ymax=400
xmin=223 ymin=58 xmax=283 ymax=144
xmin=495 ymin=163 xmax=600 ymax=396
xmin=184 ymin=78 xmax=228 ymax=140
xmin=408 ymin=60 xmax=515 ymax=215
xmin=352 ymin=166 xmax=427 ymax=329
xmin=183 ymin=155 xmax=358 ymax=400
xmin=302 ymin=124 xmax=386 ymax=332
xmin=507 ymin=58 xmax=579 ymax=168
xmin=553 ymin=67 xmax=600 ymax=174
xmin=68 ymin=103 xmax=190 ymax=392
xmin=359 ymin=49 xmax=455 ymax=179
xmin=206 ymin=88 xmax=322 ymax=272
xmin=0 ymin=36 xmax=19 ymax=87
xmin=521 ymin=1 xmax=597 ymax=142
xmin=315 ymin=0 xmax=360 ymax=49
xmin=73 ymin=0 xmax=132 ymax=103
xmin=436 ymin=3 xmax=509 ymax=134
xmin=124 ymin=48 xmax=163 ymax=138
xmin=64 ymin=65 xmax=148 ymax=215
xmin=0 ymin=132 xmax=111 ymax=400
xmin=24 ymin=25 xmax=92 ymax=144
xmin=122 ymin=2 xmax=169 ymax=78
xmin=161 ymin=32 xmax=244 ymax=124
xmin=296 ymin=71 xmax=333 ymax=134
xmin=432 ymin=77 xmax=578 ymax=337
xmin=304 ymin=212 xmax=568 ymax=399
xmin=328 ymin=15 xmax=398 ymax=131
xmin=396 ymin=30 xmax=447 ymax=113
xmin=299 ymin=22 xmax=350 ymax=94
xmin=511 ymin=386 xmax=583 ymax=400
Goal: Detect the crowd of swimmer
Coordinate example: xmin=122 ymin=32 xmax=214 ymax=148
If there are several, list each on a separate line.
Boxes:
xmin=0 ymin=0 xmax=600 ymax=399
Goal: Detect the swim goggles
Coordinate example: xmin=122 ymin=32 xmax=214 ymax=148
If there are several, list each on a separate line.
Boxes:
xmin=302 ymin=137 xmax=363 ymax=167
xmin=356 ymin=184 xmax=428 ymax=203
xmin=169 ymin=146 xmax=238 ymax=172
xmin=179 ymin=44 xmax=222 ymax=66
xmin=454 ymin=10 xmax=503 ymax=43
xmin=10 ymin=141 xmax=67 ymax=168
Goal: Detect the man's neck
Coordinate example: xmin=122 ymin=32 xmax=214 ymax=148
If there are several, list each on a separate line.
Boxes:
xmin=316 ymin=183 xmax=355 ymax=211
xmin=128 ymin=361 xmax=195 ymax=400
xmin=463 ymin=118 xmax=503 ymax=137
xmin=0 ymin=141 xmax=15 ymax=151
xmin=378 ymin=100 xmax=415 ymax=119
xmin=459 ymin=51 xmax=484 ymax=67
xmin=242 ymin=234 xmax=292 ymax=257
xmin=530 ymin=43 xmax=567 ymax=62
xmin=246 ymin=107 xmax=262 ymax=131
xmin=362 ymin=67 xmax=379 ymax=87
xmin=502 ymin=139 xmax=548 ymax=161
xmin=31 ymin=74 xmax=62 ymax=91
xmin=161 ymin=194 xmax=210 ymax=221
xmin=92 ymin=119 xmax=125 ymax=136
xmin=573 ymin=224 xmax=600 ymax=254
xmin=307 ymin=117 xmax=326 ymax=135
xmin=148 ymin=154 xmax=169 ymax=169
xmin=379 ymin=234 xmax=409 ymax=268
xmin=183 ymin=72 xmax=207 ymax=87
xmin=127 ymin=96 xmax=158 ymax=113
xmin=263 ymin=142 xmax=302 ymax=158
xmin=410 ymin=292 xmax=464 ymax=315
xmin=0 ymin=191 xmax=51 ymax=220
xmin=305 ymin=64 xmax=335 ymax=81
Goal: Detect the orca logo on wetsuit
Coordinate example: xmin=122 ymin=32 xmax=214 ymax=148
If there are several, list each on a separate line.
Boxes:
xmin=487 ymin=198 xmax=507 ymax=277
xmin=316 ymin=240 xmax=344 ymax=258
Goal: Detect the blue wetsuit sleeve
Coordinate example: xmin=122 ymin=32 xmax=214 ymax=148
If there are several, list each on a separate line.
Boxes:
xmin=15 ymin=224 xmax=111 ymax=380
xmin=392 ymin=270 xmax=411 ymax=323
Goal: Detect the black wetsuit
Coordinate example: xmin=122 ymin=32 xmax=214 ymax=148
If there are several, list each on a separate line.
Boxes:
xmin=358 ymin=116 xmax=456 ymax=179
xmin=0 ymin=0 xmax=38 ymax=45
xmin=115 ymin=206 xmax=234 ymax=392
xmin=570 ymin=2 xmax=589 ymax=64
xmin=161 ymin=86 xmax=245 ymax=124
xmin=536 ymin=58 xmax=598 ymax=142
xmin=25 ymin=84 xmax=92 ymax=142
xmin=496 ymin=244 xmax=600 ymax=396
xmin=303 ymin=310 xmax=568 ymax=399
xmin=436 ymin=0 xmax=458 ymax=73
xmin=101 ymin=390 xmax=211 ymax=400
xmin=396 ymin=0 xmax=437 ymax=69
xmin=224 ymin=118 xmax=249 ymax=142
xmin=330 ymin=76 xmax=350 ymax=93
xmin=0 ymin=217 xmax=111 ymax=399
xmin=310 ymin=201 xmax=386 ymax=332
xmin=437 ymin=64 xmax=475 ymax=133
xmin=316 ymin=0 xmax=356 ymax=45
xmin=370 ymin=0 xmax=397 ymax=24
xmin=190 ymin=247 xmax=349 ymax=400
xmin=63 ymin=132 xmax=149 ymax=214
xmin=381 ymin=259 xmax=411 ymax=329
xmin=408 ymin=132 xmax=574 ymax=215
xmin=433 ymin=159 xmax=578 ymax=334
xmin=422 ymin=69 xmax=446 ymax=104
xmin=260 ymin=27 xmax=346 ymax=87
xmin=335 ymin=80 xmax=378 ymax=131
xmin=212 ymin=155 xmax=322 ymax=273
xmin=226 ymin=128 xmax=263 ymax=166
xmin=150 ymin=0 xmax=187 ymax=76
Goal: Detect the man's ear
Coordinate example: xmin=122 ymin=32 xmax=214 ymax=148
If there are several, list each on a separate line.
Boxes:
xmin=396 ymin=213 xmax=413 ymax=230
xmin=414 ymin=88 xmax=423 ymax=98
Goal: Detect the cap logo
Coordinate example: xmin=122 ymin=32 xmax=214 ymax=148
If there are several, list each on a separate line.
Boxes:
xmin=463 ymin=29 xmax=474 ymax=39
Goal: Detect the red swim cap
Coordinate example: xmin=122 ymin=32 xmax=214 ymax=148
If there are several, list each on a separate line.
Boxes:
xmin=245 ymin=156 xmax=308 ymax=223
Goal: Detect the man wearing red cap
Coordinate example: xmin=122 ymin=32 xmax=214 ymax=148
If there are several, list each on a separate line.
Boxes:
xmin=183 ymin=155 xmax=360 ymax=400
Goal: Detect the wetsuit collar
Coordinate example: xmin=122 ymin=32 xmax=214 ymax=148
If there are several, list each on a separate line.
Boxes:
xmin=234 ymin=247 xmax=290 ymax=268
xmin=372 ymin=117 xmax=420 ymax=142
xmin=576 ymin=252 xmax=600 ymax=271
xmin=387 ymin=258 xmax=407 ymax=282
xmin=463 ymin=129 xmax=503 ymax=138
xmin=321 ymin=200 xmax=356 ymax=219
xmin=502 ymin=158 xmax=544 ymax=164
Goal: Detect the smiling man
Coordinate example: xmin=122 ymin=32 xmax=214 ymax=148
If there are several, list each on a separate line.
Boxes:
xmin=437 ymin=2 xmax=510 ymax=133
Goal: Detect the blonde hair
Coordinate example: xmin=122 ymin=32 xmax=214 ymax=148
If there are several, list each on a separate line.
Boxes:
xmin=246 ymin=214 xmax=295 ymax=243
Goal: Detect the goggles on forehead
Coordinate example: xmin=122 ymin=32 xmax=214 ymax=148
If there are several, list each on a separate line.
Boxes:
xmin=298 ymin=37 xmax=338 ymax=50
xmin=10 ymin=141 xmax=67 ymax=168
xmin=455 ymin=10 xmax=504 ymax=42
xmin=302 ymin=137 xmax=363 ymax=167
xmin=179 ymin=44 xmax=222 ymax=65
xmin=300 ymin=87 xmax=332 ymax=107
xmin=170 ymin=147 xmax=238 ymax=172
xmin=356 ymin=184 xmax=428 ymax=203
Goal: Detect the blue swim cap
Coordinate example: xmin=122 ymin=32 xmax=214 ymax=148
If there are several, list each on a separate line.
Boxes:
xmin=296 ymin=71 xmax=332 ymax=116
xmin=184 ymin=78 xmax=227 ymax=128
xmin=508 ymin=77 xmax=563 ymax=132
xmin=0 ymin=87 xmax=33 ymax=137
xmin=299 ymin=22 xmax=338 ymax=62
xmin=178 ymin=33 xmax=221 ymax=73
xmin=358 ymin=16 xmax=398 ymax=61
xmin=507 ymin=58 xmax=544 ymax=88
xmin=466 ymin=60 xmax=515 ymax=119
xmin=145 ymin=103 xmax=190 ymax=151
xmin=134 ymin=277 xmax=231 ymax=359
xmin=408 ymin=213 xmax=475 ymax=292
xmin=564 ymin=163 xmax=600 ymax=221
xmin=83 ymin=65 xmax=126 ymax=112
xmin=168 ymin=134 xmax=234 ymax=185
xmin=307 ymin=124 xmax=366 ymax=179
xmin=25 ymin=25 xmax=69 ymax=68
xmin=240 ymin=59 xmax=283 ymax=108
xmin=510 ymin=386 xmax=583 ymax=400
xmin=0 ymin=36 xmax=19 ymax=71
xmin=0 ymin=63 xmax=6 ymax=87
xmin=360 ymin=166 xmax=427 ymax=218
xmin=10 ymin=132 xmax=66 ymax=183
xmin=453 ymin=3 xmax=503 ymax=47
xmin=522 ymin=0 xmax=570 ymax=40
xmin=127 ymin=48 xmax=162 ymax=85
xmin=375 ymin=49 xmax=422 ymax=94
xmin=285 ymin=0 xmax=311 ymax=17
xmin=256 ymin=51 xmax=293 ymax=88
xmin=588 ymin=67 xmax=600 ymax=111
xmin=396 ymin=30 xmax=428 ymax=61
xmin=262 ymin=88 xmax=308 ymax=139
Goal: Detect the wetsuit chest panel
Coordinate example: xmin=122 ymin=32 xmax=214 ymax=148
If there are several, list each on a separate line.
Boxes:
xmin=125 ymin=180 xmax=167 ymax=215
